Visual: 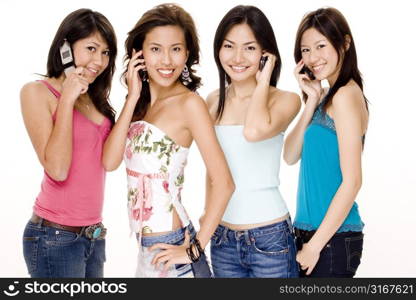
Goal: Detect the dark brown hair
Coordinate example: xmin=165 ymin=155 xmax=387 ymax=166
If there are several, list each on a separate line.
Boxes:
xmin=294 ymin=7 xmax=368 ymax=111
xmin=47 ymin=8 xmax=117 ymax=124
xmin=213 ymin=5 xmax=281 ymax=120
xmin=123 ymin=3 xmax=201 ymax=120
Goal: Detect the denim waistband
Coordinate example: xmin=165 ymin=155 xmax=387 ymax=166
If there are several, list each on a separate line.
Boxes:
xmin=217 ymin=218 xmax=293 ymax=239
xmin=139 ymin=222 xmax=196 ymax=247
xmin=295 ymin=228 xmax=363 ymax=244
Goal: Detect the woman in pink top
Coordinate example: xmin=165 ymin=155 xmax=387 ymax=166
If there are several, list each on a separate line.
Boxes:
xmin=20 ymin=9 xmax=117 ymax=278
xmin=103 ymin=3 xmax=234 ymax=277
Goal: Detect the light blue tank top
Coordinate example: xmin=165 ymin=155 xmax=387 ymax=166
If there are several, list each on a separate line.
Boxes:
xmin=215 ymin=125 xmax=289 ymax=224
xmin=294 ymin=102 xmax=364 ymax=232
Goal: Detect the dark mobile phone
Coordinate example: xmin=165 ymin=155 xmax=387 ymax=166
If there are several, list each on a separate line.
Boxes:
xmin=259 ymin=55 xmax=268 ymax=71
xmin=136 ymin=51 xmax=148 ymax=82
xmin=299 ymin=65 xmax=316 ymax=80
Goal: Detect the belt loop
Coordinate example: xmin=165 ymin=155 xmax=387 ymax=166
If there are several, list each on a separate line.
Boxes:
xmin=286 ymin=217 xmax=294 ymax=233
xmin=187 ymin=222 xmax=195 ymax=239
xmin=222 ymin=226 xmax=228 ymax=243
xmin=36 ymin=218 xmax=43 ymax=229
xmin=35 ymin=215 xmax=43 ymax=229
xmin=244 ymin=230 xmax=251 ymax=246
xmin=80 ymin=226 xmax=86 ymax=236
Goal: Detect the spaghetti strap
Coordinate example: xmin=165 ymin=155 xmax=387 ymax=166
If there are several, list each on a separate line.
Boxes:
xmin=38 ymin=80 xmax=61 ymax=99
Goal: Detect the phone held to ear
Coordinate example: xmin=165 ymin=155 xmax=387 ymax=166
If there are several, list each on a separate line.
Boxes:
xmin=259 ymin=55 xmax=268 ymax=71
xmin=59 ymin=39 xmax=75 ymax=76
xmin=137 ymin=51 xmax=148 ymax=82
xmin=299 ymin=65 xmax=316 ymax=80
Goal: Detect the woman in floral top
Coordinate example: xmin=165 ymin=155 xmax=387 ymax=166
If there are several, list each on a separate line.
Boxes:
xmin=102 ymin=3 xmax=234 ymax=277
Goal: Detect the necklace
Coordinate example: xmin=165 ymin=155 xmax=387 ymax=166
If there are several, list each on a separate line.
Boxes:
xmin=77 ymin=97 xmax=91 ymax=111
xmin=83 ymin=102 xmax=91 ymax=111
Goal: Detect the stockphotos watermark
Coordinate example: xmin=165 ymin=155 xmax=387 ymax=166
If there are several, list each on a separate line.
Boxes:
xmin=2 ymin=280 xmax=127 ymax=297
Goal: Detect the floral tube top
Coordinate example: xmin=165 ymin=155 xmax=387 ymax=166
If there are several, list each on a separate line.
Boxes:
xmin=124 ymin=121 xmax=190 ymax=235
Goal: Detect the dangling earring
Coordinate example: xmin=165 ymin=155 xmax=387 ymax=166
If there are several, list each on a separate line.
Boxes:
xmin=181 ymin=65 xmax=192 ymax=86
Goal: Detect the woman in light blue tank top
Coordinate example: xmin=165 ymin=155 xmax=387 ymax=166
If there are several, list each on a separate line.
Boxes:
xmin=206 ymin=5 xmax=301 ymax=278
xmin=284 ymin=8 xmax=369 ymax=277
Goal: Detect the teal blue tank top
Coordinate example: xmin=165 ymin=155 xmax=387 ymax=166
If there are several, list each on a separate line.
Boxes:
xmin=294 ymin=102 xmax=364 ymax=232
xmin=215 ymin=126 xmax=289 ymax=224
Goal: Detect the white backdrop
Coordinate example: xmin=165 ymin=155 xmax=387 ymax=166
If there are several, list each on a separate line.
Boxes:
xmin=0 ymin=0 xmax=415 ymax=277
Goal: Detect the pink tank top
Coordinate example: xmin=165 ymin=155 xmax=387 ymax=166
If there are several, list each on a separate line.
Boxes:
xmin=33 ymin=80 xmax=111 ymax=226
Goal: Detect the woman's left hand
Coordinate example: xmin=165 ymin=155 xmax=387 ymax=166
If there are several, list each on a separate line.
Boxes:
xmin=256 ymin=52 xmax=276 ymax=83
xmin=296 ymin=242 xmax=321 ymax=275
xmin=149 ymin=230 xmax=192 ymax=272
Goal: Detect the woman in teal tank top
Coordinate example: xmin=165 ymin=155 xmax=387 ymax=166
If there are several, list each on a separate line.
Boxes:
xmin=284 ymin=7 xmax=369 ymax=277
xmin=206 ymin=5 xmax=301 ymax=278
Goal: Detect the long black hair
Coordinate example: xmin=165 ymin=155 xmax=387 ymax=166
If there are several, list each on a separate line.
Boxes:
xmin=47 ymin=8 xmax=117 ymax=124
xmin=213 ymin=5 xmax=281 ymax=120
xmin=294 ymin=7 xmax=368 ymax=111
xmin=123 ymin=3 xmax=201 ymax=121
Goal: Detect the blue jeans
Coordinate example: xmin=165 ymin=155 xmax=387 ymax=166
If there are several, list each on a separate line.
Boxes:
xmin=138 ymin=222 xmax=212 ymax=278
xmin=22 ymin=219 xmax=106 ymax=278
xmin=295 ymin=229 xmax=364 ymax=278
xmin=210 ymin=219 xmax=299 ymax=278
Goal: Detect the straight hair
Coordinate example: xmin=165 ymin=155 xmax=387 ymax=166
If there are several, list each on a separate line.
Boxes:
xmin=47 ymin=8 xmax=117 ymax=124
xmin=213 ymin=5 xmax=281 ymax=120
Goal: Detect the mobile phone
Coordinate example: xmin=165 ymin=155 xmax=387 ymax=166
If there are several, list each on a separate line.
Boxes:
xmin=299 ymin=65 xmax=316 ymax=80
xmin=259 ymin=56 xmax=268 ymax=71
xmin=59 ymin=39 xmax=75 ymax=76
xmin=137 ymin=52 xmax=148 ymax=82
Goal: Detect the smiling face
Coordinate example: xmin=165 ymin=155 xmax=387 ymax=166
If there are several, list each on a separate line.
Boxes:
xmin=71 ymin=31 xmax=110 ymax=84
xmin=219 ymin=23 xmax=263 ymax=82
xmin=142 ymin=25 xmax=189 ymax=88
xmin=300 ymin=28 xmax=341 ymax=84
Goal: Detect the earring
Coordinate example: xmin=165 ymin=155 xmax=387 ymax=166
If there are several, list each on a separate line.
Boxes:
xmin=181 ymin=65 xmax=192 ymax=86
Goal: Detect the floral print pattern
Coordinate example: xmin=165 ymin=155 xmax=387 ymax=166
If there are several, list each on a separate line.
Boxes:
xmin=125 ymin=122 xmax=181 ymax=167
xmin=162 ymin=180 xmax=169 ymax=193
xmin=124 ymin=121 xmax=190 ymax=236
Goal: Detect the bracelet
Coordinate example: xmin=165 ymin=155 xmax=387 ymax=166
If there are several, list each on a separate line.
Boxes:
xmin=186 ymin=238 xmax=204 ymax=263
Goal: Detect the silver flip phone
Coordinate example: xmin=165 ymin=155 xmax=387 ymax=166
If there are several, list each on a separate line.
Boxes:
xmin=59 ymin=39 xmax=75 ymax=76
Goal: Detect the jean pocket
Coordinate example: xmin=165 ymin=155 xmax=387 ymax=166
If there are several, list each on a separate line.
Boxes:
xmin=345 ymin=234 xmax=364 ymax=273
xmin=23 ymin=236 xmax=39 ymax=274
xmin=45 ymin=229 xmax=81 ymax=246
xmin=252 ymin=231 xmax=289 ymax=255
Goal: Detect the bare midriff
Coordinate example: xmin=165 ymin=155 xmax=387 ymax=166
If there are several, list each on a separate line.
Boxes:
xmin=220 ymin=213 xmax=289 ymax=231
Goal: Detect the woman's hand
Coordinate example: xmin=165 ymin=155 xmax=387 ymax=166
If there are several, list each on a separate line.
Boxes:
xmin=294 ymin=60 xmax=322 ymax=107
xmin=61 ymin=67 xmax=89 ymax=104
xmin=256 ymin=52 xmax=276 ymax=84
xmin=126 ymin=49 xmax=146 ymax=102
xmin=149 ymin=230 xmax=192 ymax=272
xmin=296 ymin=242 xmax=321 ymax=276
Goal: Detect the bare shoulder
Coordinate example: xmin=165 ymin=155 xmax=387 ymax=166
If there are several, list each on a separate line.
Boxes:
xmin=332 ymin=81 xmax=365 ymax=111
xmin=20 ymin=80 xmax=52 ymax=106
xmin=205 ymin=89 xmax=220 ymax=120
xmin=269 ymin=87 xmax=301 ymax=108
xmin=205 ymin=89 xmax=220 ymax=109
xmin=180 ymin=91 xmax=208 ymax=112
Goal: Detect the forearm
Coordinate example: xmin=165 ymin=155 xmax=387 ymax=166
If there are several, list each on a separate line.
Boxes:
xmin=102 ymin=98 xmax=137 ymax=170
xmin=283 ymin=104 xmax=315 ymax=164
xmin=197 ymin=178 xmax=234 ymax=249
xmin=308 ymin=181 xmax=361 ymax=251
xmin=43 ymin=100 xmax=74 ymax=180
xmin=244 ymin=81 xmax=271 ymax=132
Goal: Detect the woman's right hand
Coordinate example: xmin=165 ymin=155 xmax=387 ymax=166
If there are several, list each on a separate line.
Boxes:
xmin=294 ymin=60 xmax=322 ymax=107
xmin=126 ymin=49 xmax=146 ymax=102
xmin=61 ymin=67 xmax=89 ymax=104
